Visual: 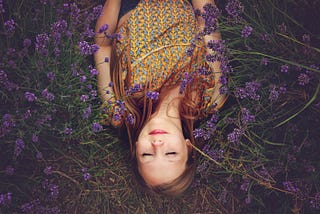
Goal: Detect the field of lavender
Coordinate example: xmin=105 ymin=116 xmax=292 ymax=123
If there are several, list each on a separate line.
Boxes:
xmin=1 ymin=0 xmax=319 ymax=213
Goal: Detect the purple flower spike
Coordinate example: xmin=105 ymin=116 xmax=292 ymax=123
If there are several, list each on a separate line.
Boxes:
xmin=227 ymin=128 xmax=244 ymax=144
xmin=280 ymin=65 xmax=289 ymax=73
xmin=225 ymin=0 xmax=244 ymax=22
xmin=92 ymin=122 xmax=103 ymax=132
xmin=14 ymin=138 xmax=25 ymax=157
xmin=298 ymin=73 xmax=310 ymax=86
xmin=4 ymin=19 xmax=16 ymax=35
xmin=260 ymin=58 xmax=269 ymax=66
xmin=42 ymin=88 xmax=55 ymax=101
xmin=98 ymin=24 xmax=109 ymax=34
xmin=146 ymin=91 xmax=159 ymax=100
xmin=25 ymin=92 xmax=37 ymax=102
xmin=241 ymin=108 xmax=255 ymax=124
xmin=241 ymin=25 xmax=253 ymax=38
xmin=44 ymin=166 xmax=53 ymax=175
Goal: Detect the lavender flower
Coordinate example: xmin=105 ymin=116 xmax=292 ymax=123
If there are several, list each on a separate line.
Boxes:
xmin=35 ymin=33 xmax=50 ymax=56
xmin=32 ymin=133 xmax=39 ymax=143
xmin=235 ymin=81 xmax=261 ymax=100
xmin=64 ymin=127 xmax=73 ymax=135
xmin=104 ymin=57 xmax=110 ymax=62
xmin=112 ymin=33 xmax=122 ymax=41
xmin=125 ymin=114 xmax=135 ymax=125
xmin=50 ymin=19 xmax=68 ymax=45
xmin=245 ymin=81 xmax=261 ymax=100
xmin=241 ymin=25 xmax=253 ymax=38
xmin=83 ymin=172 xmax=91 ymax=181
xmin=80 ymin=94 xmax=89 ymax=102
xmin=302 ymin=34 xmax=311 ymax=43
xmin=283 ymin=181 xmax=300 ymax=193
xmin=91 ymin=44 xmax=99 ymax=54
xmin=83 ymin=105 xmax=92 ymax=119
xmin=36 ymin=152 xmax=43 ymax=159
xmin=126 ymin=84 xmax=142 ymax=95
xmin=81 ymin=168 xmax=91 ymax=181
xmin=269 ymin=85 xmax=280 ymax=102
xmin=5 ymin=165 xmax=15 ymax=175
xmin=259 ymin=33 xmax=270 ymax=42
xmin=47 ymin=72 xmax=55 ymax=81
xmin=146 ymin=91 xmax=159 ymax=100
xmin=225 ymin=0 xmax=244 ymax=22
xmin=70 ymin=3 xmax=81 ymax=25
xmin=90 ymin=89 xmax=97 ymax=97
xmin=280 ymin=64 xmax=289 ymax=73
xmin=310 ymin=192 xmax=320 ymax=209
xmin=92 ymin=5 xmax=103 ymax=19
xmin=227 ymin=128 xmax=244 ymax=144
xmin=2 ymin=113 xmax=15 ymax=130
xmin=197 ymin=66 xmax=211 ymax=76
xmin=220 ymin=59 xmax=232 ymax=73
xmin=241 ymin=108 xmax=255 ymax=124
xmin=22 ymin=110 xmax=32 ymax=119
xmin=90 ymin=67 xmax=99 ymax=76
xmin=80 ymin=75 xmax=87 ymax=83
xmin=207 ymin=148 xmax=224 ymax=161
xmin=245 ymin=195 xmax=251 ymax=204
xmin=92 ymin=122 xmax=103 ymax=132
xmin=44 ymin=166 xmax=53 ymax=175
xmin=14 ymin=138 xmax=25 ymax=157
xmin=0 ymin=70 xmax=8 ymax=83
xmin=219 ymin=75 xmax=228 ymax=85
xmin=179 ymin=72 xmax=193 ymax=94
xmin=0 ymin=0 xmax=5 ymax=14
xmin=220 ymin=85 xmax=228 ymax=94
xmin=298 ymin=73 xmax=310 ymax=86
xmin=51 ymin=19 xmax=68 ymax=34
xmin=23 ymin=38 xmax=32 ymax=48
xmin=207 ymin=40 xmax=225 ymax=55
xmin=186 ymin=43 xmax=195 ymax=56
xmin=4 ymin=19 xmax=16 ymax=35
xmin=25 ymin=92 xmax=37 ymax=102
xmin=113 ymin=113 xmax=121 ymax=122
xmin=98 ymin=24 xmax=109 ymax=34
xmin=260 ymin=58 xmax=269 ymax=66
xmin=0 ymin=192 xmax=12 ymax=206
xmin=193 ymin=128 xmax=210 ymax=140
xmin=42 ymin=88 xmax=55 ymax=101
xmin=49 ymin=184 xmax=59 ymax=198
xmin=201 ymin=3 xmax=221 ymax=35
xmin=79 ymin=41 xmax=91 ymax=55
xmin=278 ymin=23 xmax=287 ymax=33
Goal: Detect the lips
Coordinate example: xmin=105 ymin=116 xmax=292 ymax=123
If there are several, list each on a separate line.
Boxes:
xmin=149 ymin=129 xmax=168 ymax=135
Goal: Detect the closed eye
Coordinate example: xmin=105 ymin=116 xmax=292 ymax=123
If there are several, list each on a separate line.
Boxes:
xmin=166 ymin=152 xmax=177 ymax=155
xmin=142 ymin=153 xmax=153 ymax=156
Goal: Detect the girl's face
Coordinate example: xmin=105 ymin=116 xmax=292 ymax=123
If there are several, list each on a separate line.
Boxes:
xmin=136 ymin=116 xmax=191 ymax=186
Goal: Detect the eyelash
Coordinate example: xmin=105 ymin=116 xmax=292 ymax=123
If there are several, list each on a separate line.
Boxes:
xmin=166 ymin=152 xmax=177 ymax=155
xmin=142 ymin=152 xmax=177 ymax=156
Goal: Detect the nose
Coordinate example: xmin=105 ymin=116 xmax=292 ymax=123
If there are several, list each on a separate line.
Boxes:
xmin=151 ymin=139 xmax=164 ymax=147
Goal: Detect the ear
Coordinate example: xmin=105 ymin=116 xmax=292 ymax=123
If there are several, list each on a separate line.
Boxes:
xmin=185 ymin=139 xmax=193 ymax=153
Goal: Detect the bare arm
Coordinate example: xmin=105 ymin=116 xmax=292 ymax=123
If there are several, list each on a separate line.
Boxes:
xmin=192 ymin=0 xmax=226 ymax=109
xmin=94 ymin=0 xmax=121 ymax=103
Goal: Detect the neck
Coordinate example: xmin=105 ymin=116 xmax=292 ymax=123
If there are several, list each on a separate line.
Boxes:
xmin=153 ymin=86 xmax=182 ymax=119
